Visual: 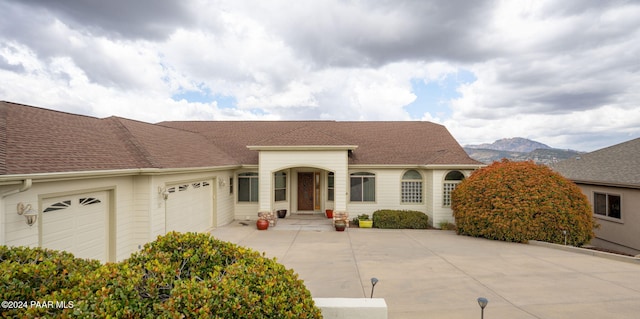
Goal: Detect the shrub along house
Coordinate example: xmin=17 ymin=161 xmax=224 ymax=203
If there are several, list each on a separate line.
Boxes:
xmin=552 ymin=138 xmax=640 ymax=255
xmin=1 ymin=101 xmax=482 ymax=262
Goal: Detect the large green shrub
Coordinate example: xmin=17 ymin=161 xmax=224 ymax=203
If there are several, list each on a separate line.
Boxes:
xmin=2 ymin=232 xmax=321 ymax=318
xmin=452 ymin=160 xmax=596 ymax=245
xmin=0 ymin=246 xmax=101 ymax=317
xmin=372 ymin=210 xmax=429 ymax=229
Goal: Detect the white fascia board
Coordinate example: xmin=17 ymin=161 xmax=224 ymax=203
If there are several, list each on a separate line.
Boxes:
xmin=247 ymin=145 xmax=358 ymax=151
xmin=0 ymin=165 xmax=242 ymax=185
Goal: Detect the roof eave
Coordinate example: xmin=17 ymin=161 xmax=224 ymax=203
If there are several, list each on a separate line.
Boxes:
xmin=247 ymin=145 xmax=358 ymax=151
xmin=571 ymin=179 xmax=640 ymax=190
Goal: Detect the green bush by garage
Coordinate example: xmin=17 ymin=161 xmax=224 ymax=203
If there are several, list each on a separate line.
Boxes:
xmin=1 ymin=232 xmax=322 ymax=318
xmin=372 ymin=209 xmax=429 ymax=229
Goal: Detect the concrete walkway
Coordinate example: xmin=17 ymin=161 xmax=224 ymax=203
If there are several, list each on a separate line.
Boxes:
xmin=211 ymin=216 xmax=640 ymax=319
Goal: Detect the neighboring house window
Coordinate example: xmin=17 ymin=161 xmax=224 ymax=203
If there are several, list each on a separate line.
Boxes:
xmin=274 ymin=172 xmax=287 ymax=201
xmin=327 ymin=172 xmax=334 ymax=201
xmin=238 ymin=172 xmax=258 ymax=202
xmin=401 ymin=170 xmax=423 ymax=203
xmin=443 ymin=171 xmax=465 ymax=207
xmin=350 ymin=172 xmax=375 ymax=202
xmin=594 ymin=192 xmax=621 ymax=219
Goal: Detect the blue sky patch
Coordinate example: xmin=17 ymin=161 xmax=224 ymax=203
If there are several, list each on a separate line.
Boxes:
xmin=171 ymin=85 xmax=237 ymax=109
xmin=404 ymin=69 xmax=476 ymax=120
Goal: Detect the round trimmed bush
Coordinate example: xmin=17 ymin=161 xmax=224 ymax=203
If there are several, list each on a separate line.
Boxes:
xmin=452 ymin=160 xmax=596 ymax=245
xmin=11 ymin=232 xmax=320 ymax=318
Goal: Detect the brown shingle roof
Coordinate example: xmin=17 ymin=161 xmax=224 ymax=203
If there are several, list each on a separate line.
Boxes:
xmin=1 ymin=101 xmax=480 ymax=175
xmin=552 ymin=138 xmax=640 ymax=187
xmin=159 ymin=121 xmax=481 ymax=166
xmin=0 ymin=101 xmax=235 ymax=174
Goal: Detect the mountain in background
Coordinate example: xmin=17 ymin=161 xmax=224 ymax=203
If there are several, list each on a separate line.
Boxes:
xmin=464 ymin=137 xmax=583 ymax=165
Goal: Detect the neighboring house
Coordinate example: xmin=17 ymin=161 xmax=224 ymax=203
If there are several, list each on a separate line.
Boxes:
xmin=1 ymin=101 xmax=482 ymax=262
xmin=552 ymin=138 xmax=640 ymax=255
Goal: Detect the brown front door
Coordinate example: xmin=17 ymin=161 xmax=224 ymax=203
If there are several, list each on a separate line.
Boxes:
xmin=298 ymin=172 xmax=314 ymax=211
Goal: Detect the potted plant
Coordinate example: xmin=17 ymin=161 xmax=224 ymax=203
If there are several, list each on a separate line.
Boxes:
xmin=357 ymin=214 xmax=373 ymax=228
xmin=325 ymin=209 xmax=334 ymax=219
xmin=256 ymin=218 xmax=269 ymax=230
xmin=334 ymin=220 xmax=347 ymax=232
xmin=277 ymin=209 xmax=287 ymax=218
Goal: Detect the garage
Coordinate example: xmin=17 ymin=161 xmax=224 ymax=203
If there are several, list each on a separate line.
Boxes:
xmin=165 ymin=180 xmax=214 ymax=233
xmin=41 ymin=191 xmax=109 ymax=262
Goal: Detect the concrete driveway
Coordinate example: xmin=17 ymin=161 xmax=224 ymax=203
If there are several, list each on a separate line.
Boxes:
xmin=211 ymin=217 xmax=640 ymax=319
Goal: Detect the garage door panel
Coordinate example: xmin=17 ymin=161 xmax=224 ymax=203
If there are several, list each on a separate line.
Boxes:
xmin=166 ymin=180 xmax=213 ymax=233
xmin=42 ymin=192 xmax=108 ymax=262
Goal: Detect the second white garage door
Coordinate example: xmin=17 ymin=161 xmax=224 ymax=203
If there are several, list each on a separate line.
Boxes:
xmin=166 ymin=180 xmax=214 ymax=233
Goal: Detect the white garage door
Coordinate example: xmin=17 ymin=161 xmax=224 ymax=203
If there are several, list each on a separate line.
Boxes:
xmin=41 ymin=191 xmax=108 ymax=262
xmin=166 ymin=180 xmax=213 ymax=233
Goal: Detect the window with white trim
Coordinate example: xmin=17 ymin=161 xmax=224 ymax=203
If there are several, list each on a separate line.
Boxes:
xmin=401 ymin=170 xmax=423 ymax=203
xmin=594 ymin=192 xmax=621 ymax=219
xmin=238 ymin=172 xmax=259 ymax=202
xmin=274 ymin=171 xmax=286 ymax=201
xmin=350 ymin=172 xmax=375 ymax=202
xmin=443 ymin=171 xmax=465 ymax=207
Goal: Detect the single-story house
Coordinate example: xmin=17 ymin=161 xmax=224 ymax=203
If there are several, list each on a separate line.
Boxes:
xmin=1 ymin=101 xmax=482 ymax=262
xmin=552 ymin=138 xmax=640 ymax=255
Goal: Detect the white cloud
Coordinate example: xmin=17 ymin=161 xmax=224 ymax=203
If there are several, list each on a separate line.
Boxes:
xmin=1 ymin=0 xmax=638 ymax=151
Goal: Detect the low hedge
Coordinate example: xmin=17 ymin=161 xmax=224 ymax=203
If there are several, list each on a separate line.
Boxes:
xmin=372 ymin=209 xmax=429 ymax=229
xmin=2 ymin=232 xmax=321 ymax=318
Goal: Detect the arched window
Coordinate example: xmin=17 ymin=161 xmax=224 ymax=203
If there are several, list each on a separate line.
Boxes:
xmin=238 ymin=172 xmax=258 ymax=202
xmin=350 ymin=172 xmax=375 ymax=202
xmin=443 ymin=171 xmax=465 ymax=207
xmin=401 ymin=170 xmax=423 ymax=203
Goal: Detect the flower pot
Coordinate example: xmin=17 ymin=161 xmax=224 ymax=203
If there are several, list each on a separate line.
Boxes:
xmin=335 ymin=221 xmax=346 ymax=232
xmin=325 ymin=209 xmax=334 ymax=219
xmin=359 ymin=220 xmax=373 ymax=228
xmin=277 ymin=209 xmax=287 ymax=218
xmin=256 ymin=219 xmax=269 ymax=230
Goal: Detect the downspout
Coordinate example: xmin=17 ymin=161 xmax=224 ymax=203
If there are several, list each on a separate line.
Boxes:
xmin=1 ymin=179 xmax=33 ymax=244
xmin=1 ymin=179 xmax=33 ymax=198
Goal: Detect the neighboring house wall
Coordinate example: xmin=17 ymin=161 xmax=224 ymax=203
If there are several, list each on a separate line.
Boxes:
xmin=578 ymin=184 xmax=640 ymax=255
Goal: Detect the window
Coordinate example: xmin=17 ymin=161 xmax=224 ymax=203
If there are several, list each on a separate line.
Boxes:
xmin=443 ymin=171 xmax=465 ymax=207
xmin=327 ymin=172 xmax=334 ymax=201
xmin=79 ymin=198 xmax=101 ymax=206
xmin=401 ymin=170 xmax=423 ymax=203
xmin=274 ymin=172 xmax=286 ymax=201
xmin=350 ymin=172 xmax=375 ymax=202
xmin=229 ymin=177 xmax=233 ymax=194
xmin=43 ymin=200 xmax=71 ymax=212
xmin=594 ymin=192 xmax=621 ymax=219
xmin=238 ymin=172 xmax=259 ymax=202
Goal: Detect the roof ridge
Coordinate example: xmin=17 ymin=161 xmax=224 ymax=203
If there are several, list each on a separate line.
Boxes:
xmin=105 ymin=117 xmax=158 ymax=168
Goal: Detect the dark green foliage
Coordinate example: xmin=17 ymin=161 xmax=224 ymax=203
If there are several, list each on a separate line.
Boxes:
xmin=452 ymin=160 xmax=596 ymax=245
xmin=372 ymin=210 xmax=429 ymax=229
xmin=0 ymin=246 xmax=101 ymax=317
xmin=1 ymin=232 xmax=321 ymax=318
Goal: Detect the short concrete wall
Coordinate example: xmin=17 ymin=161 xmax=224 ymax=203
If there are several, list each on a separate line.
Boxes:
xmin=313 ymin=298 xmax=387 ymax=319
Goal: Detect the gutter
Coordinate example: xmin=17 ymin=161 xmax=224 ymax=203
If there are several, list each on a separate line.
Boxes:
xmin=1 ymin=178 xmax=32 ymax=198
xmin=0 ymin=165 xmax=243 ymax=185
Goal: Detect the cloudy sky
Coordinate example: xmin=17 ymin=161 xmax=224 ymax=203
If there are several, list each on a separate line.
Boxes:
xmin=1 ymin=0 xmax=639 ymax=151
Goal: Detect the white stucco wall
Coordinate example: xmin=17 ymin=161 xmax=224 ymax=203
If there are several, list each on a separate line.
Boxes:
xmin=257 ymin=150 xmax=349 ymax=213
xmin=1 ymin=169 xmax=236 ymax=262
xmin=0 ymin=176 xmax=133 ymax=261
